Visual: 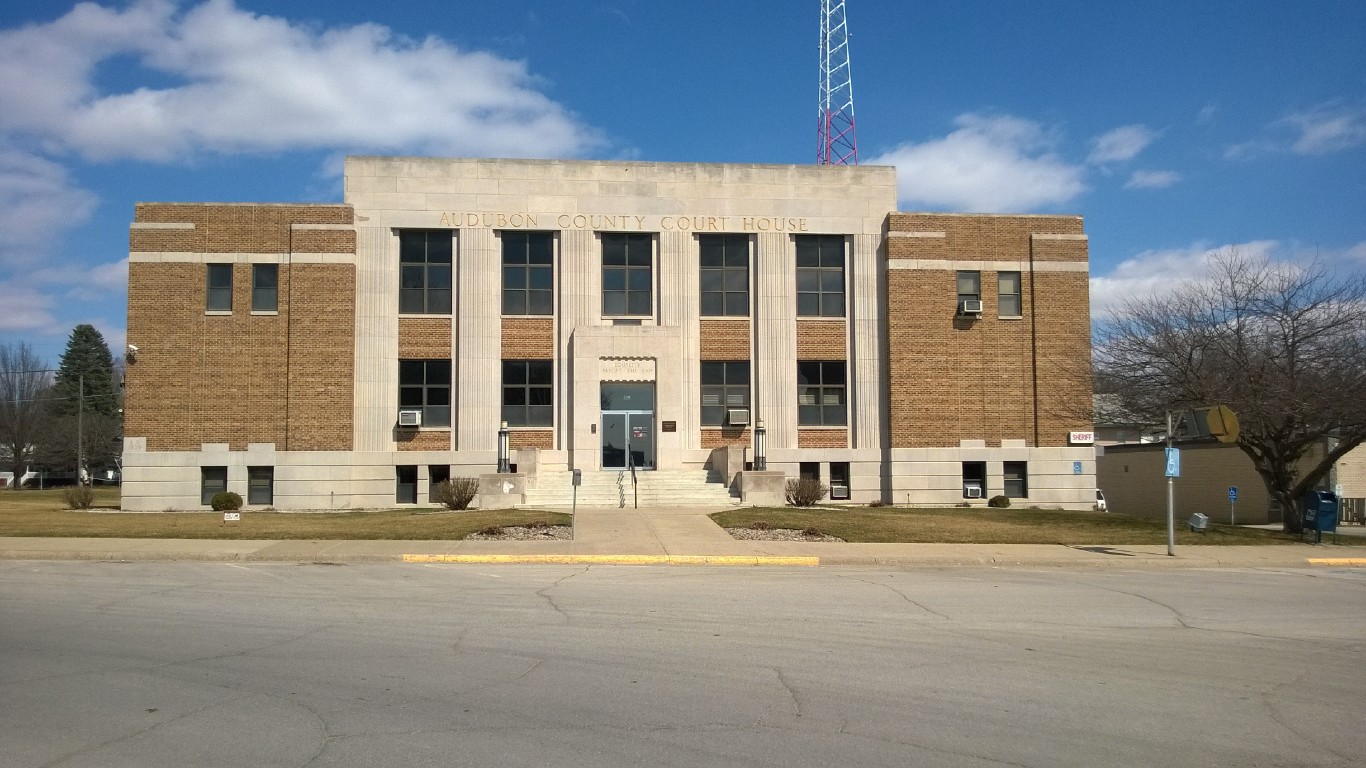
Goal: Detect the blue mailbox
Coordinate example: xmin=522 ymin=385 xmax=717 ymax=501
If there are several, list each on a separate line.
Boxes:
xmin=1300 ymin=490 xmax=1339 ymax=542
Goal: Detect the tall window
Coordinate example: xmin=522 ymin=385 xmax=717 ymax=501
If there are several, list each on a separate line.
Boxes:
xmin=797 ymin=361 xmax=846 ymax=426
xmin=700 ymin=361 xmax=750 ymax=426
xmin=252 ymin=264 xmax=278 ymax=312
xmin=247 ymin=466 xmax=274 ymax=505
xmin=502 ymin=360 xmax=553 ymax=427
xmin=957 ymin=271 xmax=981 ymax=307
xmin=700 ymin=235 xmax=749 ymax=316
xmin=206 ymin=264 xmax=233 ymax=312
xmin=602 ymin=233 xmax=653 ymax=317
xmin=503 ymin=231 xmax=554 ymax=315
xmin=796 ymin=235 xmax=845 ymax=317
xmin=396 ymin=466 xmax=417 ymax=504
xmin=399 ymin=230 xmax=452 ymax=314
xmin=998 ymin=271 xmax=1022 ymax=316
xmin=962 ymin=462 xmax=986 ymax=498
xmin=200 ymin=466 xmax=227 ymax=506
xmin=399 ymin=360 xmax=451 ymax=428
xmin=1004 ymin=461 xmax=1029 ymax=498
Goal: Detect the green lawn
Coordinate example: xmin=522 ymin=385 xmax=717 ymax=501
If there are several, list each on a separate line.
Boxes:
xmin=710 ymin=505 xmax=1358 ymax=546
xmin=0 ymin=488 xmax=569 ymax=540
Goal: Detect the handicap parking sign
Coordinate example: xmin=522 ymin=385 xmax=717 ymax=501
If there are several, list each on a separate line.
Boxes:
xmin=1164 ymin=447 xmax=1180 ymax=478
xmin=1228 ymin=486 xmax=1237 ymax=502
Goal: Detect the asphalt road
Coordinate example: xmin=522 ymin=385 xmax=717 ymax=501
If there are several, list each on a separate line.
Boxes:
xmin=2 ymin=561 xmax=1364 ymax=768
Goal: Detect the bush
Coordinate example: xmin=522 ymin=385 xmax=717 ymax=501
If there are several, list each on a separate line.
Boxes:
xmin=432 ymin=477 xmax=479 ymax=510
xmin=987 ymin=495 xmax=1012 ymax=508
xmin=750 ymin=520 xmax=771 ymax=530
xmin=211 ymin=491 xmax=243 ymax=511
xmin=801 ymin=526 xmax=824 ymax=537
xmin=785 ymin=477 xmax=829 ymax=507
xmin=63 ymin=485 xmax=95 ymax=509
xmin=868 ymin=499 xmax=886 ymax=508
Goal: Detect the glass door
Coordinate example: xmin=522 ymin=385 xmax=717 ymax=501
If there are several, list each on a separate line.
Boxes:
xmin=601 ymin=411 xmax=654 ymax=470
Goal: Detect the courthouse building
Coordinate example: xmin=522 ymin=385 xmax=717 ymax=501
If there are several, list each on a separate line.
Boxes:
xmin=122 ymin=157 xmax=1095 ymax=510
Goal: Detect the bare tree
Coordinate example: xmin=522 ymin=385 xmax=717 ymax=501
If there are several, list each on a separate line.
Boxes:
xmin=0 ymin=343 xmax=52 ymax=488
xmin=1096 ymin=250 xmax=1366 ymax=531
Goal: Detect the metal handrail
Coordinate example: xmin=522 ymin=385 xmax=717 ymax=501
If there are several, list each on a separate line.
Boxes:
xmin=628 ymin=452 xmax=638 ymax=509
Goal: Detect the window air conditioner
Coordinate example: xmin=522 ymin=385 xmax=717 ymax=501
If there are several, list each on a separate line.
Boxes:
xmin=959 ymin=299 xmax=983 ymax=315
xmin=830 ymin=484 xmax=850 ymax=500
xmin=727 ymin=408 xmax=751 ymax=426
xmin=398 ymin=409 xmax=422 ymax=427
xmin=964 ymin=484 xmax=983 ymax=498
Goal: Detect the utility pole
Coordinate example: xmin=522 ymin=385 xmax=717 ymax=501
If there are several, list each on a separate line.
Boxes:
xmin=78 ymin=373 xmax=85 ymax=485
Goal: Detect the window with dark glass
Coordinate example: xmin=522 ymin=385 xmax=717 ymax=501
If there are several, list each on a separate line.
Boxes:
xmin=399 ymin=359 xmax=451 ymax=428
xmin=200 ymin=466 xmax=227 ymax=506
xmin=700 ymin=234 xmax=749 ymax=316
xmin=502 ymin=360 xmax=553 ymax=427
xmin=602 ymin=233 xmax=653 ymax=316
xmin=957 ymin=271 xmax=981 ymax=305
xmin=962 ymin=461 xmax=987 ymax=499
xmin=399 ymin=230 xmax=452 ymax=314
xmin=247 ymin=466 xmax=274 ymax=505
xmin=700 ymin=361 xmax=750 ymax=426
xmin=252 ymin=264 xmax=278 ymax=312
xmin=799 ymin=462 xmax=820 ymax=481
xmin=1004 ymin=461 xmax=1029 ymax=498
xmin=396 ymin=465 xmax=417 ymax=504
xmin=829 ymin=462 xmax=851 ymax=499
xmin=998 ymin=271 xmax=1022 ymax=316
xmin=502 ymin=231 xmax=554 ymax=315
xmin=429 ymin=465 xmax=450 ymax=502
xmin=206 ymin=264 xmax=233 ymax=311
xmin=796 ymin=235 xmax=845 ymax=317
xmin=797 ymin=361 xmax=847 ymax=426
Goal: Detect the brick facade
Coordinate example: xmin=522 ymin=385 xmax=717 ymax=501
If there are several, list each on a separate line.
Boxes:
xmin=502 ymin=318 xmax=555 ymax=359
xmin=699 ymin=320 xmax=750 ymax=360
xmin=125 ymin=204 xmax=355 ymax=453
xmin=884 ymin=214 xmax=1092 ymax=449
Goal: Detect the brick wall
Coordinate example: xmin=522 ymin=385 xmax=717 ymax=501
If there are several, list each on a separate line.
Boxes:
xmin=399 ymin=317 xmax=453 ymax=359
xmin=126 ymin=204 xmax=355 ymax=452
xmin=701 ymin=427 xmax=751 ymax=448
xmin=884 ymin=214 xmax=1092 ymax=449
xmin=509 ymin=430 xmax=553 ymax=449
xmin=395 ymin=430 xmax=452 ymax=451
xmin=796 ymin=320 xmax=847 ymax=359
xmin=699 ymin=320 xmax=750 ymax=360
xmin=798 ymin=429 xmax=848 ymax=448
xmin=501 ymin=318 xmax=555 ymax=359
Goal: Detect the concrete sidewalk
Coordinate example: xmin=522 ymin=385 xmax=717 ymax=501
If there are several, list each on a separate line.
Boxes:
xmin=1 ymin=506 xmax=1363 ymax=568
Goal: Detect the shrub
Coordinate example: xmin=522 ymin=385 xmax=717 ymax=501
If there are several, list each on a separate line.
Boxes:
xmin=432 ymin=477 xmax=479 ymax=510
xmin=750 ymin=520 xmax=772 ymax=530
xmin=477 ymin=525 xmax=505 ymax=536
xmin=211 ymin=492 xmax=243 ymax=511
xmin=868 ymin=499 xmax=886 ymax=508
xmin=987 ymin=495 xmax=1012 ymax=508
xmin=801 ymin=526 xmax=824 ymax=537
xmin=785 ymin=477 xmax=829 ymax=507
xmin=63 ymin=485 xmax=95 ymax=510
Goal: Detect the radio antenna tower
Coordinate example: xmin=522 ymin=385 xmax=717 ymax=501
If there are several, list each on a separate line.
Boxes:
xmin=817 ymin=0 xmax=858 ymax=165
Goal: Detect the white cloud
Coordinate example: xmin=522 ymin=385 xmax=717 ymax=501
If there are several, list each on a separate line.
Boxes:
xmin=1196 ymin=103 xmax=1218 ymax=124
xmin=0 ymin=0 xmax=603 ymax=162
xmin=1090 ymin=241 xmax=1281 ymax=317
xmin=0 ymin=280 xmax=60 ymax=334
xmin=1124 ymin=170 xmax=1181 ymax=189
xmin=1224 ymin=102 xmax=1366 ymax=159
xmin=1283 ymin=105 xmax=1366 ymax=155
xmin=0 ymin=149 xmax=98 ymax=269
xmin=1087 ymin=125 xmax=1157 ymax=165
xmin=869 ymin=113 xmax=1087 ymax=213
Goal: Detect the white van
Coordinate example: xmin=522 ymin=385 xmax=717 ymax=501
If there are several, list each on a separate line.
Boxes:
xmin=1095 ymin=490 xmax=1108 ymax=512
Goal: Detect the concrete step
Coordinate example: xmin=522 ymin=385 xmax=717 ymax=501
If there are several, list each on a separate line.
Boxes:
xmin=520 ymin=469 xmax=738 ymax=508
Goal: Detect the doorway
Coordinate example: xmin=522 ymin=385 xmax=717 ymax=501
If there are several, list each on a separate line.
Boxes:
xmin=601 ymin=382 xmax=654 ymax=470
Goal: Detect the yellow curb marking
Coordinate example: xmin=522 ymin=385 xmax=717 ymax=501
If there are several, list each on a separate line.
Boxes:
xmin=402 ymin=554 xmax=818 ymax=566
xmin=1306 ymin=558 xmax=1366 ymax=567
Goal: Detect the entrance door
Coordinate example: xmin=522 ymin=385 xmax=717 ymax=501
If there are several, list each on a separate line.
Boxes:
xmin=601 ymin=411 xmax=654 ymax=470
xmin=600 ymin=382 xmax=655 ymax=470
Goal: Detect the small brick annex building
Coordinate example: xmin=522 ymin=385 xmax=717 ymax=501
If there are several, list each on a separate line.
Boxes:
xmin=122 ymin=157 xmax=1095 ymax=511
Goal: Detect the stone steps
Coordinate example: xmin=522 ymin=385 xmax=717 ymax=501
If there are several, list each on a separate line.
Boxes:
xmin=520 ymin=469 xmax=738 ymax=508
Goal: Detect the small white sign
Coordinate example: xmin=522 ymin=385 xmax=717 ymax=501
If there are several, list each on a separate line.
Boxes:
xmin=1069 ymin=431 xmax=1095 ymax=445
xmin=223 ymin=512 xmax=241 ymax=522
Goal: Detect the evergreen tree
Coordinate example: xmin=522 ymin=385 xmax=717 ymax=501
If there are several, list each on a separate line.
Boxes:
xmin=52 ymin=325 xmax=118 ymax=418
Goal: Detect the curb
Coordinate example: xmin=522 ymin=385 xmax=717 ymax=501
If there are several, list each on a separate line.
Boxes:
xmin=402 ymin=554 xmax=819 ymax=566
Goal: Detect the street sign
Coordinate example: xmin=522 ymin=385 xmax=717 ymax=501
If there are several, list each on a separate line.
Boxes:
xmin=1165 ymin=447 xmax=1181 ymax=478
xmin=1228 ymin=486 xmax=1237 ymax=502
xmin=1073 ymin=461 xmax=1082 ymax=475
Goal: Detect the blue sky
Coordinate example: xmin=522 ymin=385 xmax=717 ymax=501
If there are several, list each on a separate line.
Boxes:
xmin=1 ymin=0 xmax=1363 ymax=363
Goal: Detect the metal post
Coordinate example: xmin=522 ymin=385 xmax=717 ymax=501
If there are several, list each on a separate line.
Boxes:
xmin=754 ymin=419 xmax=767 ymax=471
xmin=497 ymin=421 xmax=510 ymax=474
xmin=77 ymin=374 xmax=84 ymax=485
xmin=1166 ymin=410 xmax=1175 ymax=557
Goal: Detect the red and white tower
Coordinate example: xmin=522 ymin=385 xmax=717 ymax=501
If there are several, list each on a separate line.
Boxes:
xmin=817 ymin=0 xmax=858 ymax=165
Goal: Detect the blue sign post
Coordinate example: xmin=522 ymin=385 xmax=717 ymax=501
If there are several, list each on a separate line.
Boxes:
xmin=1164 ymin=447 xmax=1181 ymax=478
xmin=1228 ymin=485 xmax=1237 ymax=526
